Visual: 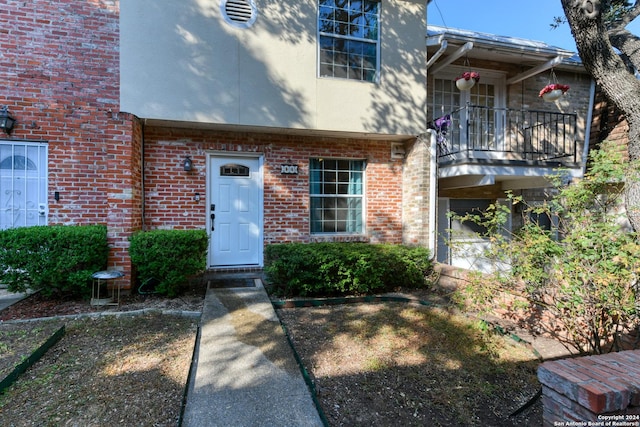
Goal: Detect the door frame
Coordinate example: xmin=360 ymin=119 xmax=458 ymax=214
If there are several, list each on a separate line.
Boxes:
xmin=206 ymin=152 xmax=264 ymax=268
xmin=432 ymin=67 xmax=507 ymax=153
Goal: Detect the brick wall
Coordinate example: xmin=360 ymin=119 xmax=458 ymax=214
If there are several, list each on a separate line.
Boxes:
xmin=0 ymin=0 xmax=139 ymax=287
xmin=402 ymin=134 xmax=432 ymax=247
xmin=142 ymin=126 xmax=406 ymax=245
xmin=590 ymin=89 xmax=629 ymax=158
xmin=538 ymin=350 xmax=640 ymax=425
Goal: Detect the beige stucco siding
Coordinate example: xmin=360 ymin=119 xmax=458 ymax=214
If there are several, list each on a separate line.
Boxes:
xmin=120 ymin=0 xmax=427 ymax=136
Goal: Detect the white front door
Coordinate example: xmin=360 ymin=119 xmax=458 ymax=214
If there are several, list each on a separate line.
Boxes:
xmin=208 ymin=155 xmax=263 ymax=267
xmin=0 ymin=141 xmax=48 ymax=229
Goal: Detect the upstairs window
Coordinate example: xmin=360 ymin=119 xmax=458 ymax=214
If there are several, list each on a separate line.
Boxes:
xmin=318 ymin=0 xmax=380 ymax=83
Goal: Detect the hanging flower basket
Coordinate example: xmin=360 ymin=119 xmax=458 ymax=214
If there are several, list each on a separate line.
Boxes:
xmin=455 ymin=71 xmax=480 ymax=91
xmin=539 ymin=83 xmax=570 ymax=102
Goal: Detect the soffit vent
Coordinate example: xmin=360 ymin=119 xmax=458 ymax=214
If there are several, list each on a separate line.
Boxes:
xmin=221 ymin=0 xmax=257 ymax=29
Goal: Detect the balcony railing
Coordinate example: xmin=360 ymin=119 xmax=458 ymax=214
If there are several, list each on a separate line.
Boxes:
xmin=428 ymin=105 xmax=578 ymax=166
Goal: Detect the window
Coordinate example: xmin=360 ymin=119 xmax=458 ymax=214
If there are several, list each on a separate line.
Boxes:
xmin=432 ymin=71 xmax=505 ymax=154
xmin=310 ymin=158 xmax=364 ymax=233
xmin=318 ymin=0 xmax=379 ymax=82
xmin=220 ymin=163 xmax=250 ymax=177
xmin=0 ymin=141 xmax=48 ymax=229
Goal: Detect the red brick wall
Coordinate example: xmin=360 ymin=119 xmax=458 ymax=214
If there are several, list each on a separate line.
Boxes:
xmin=590 ymin=89 xmax=629 ymax=159
xmin=142 ymin=127 xmax=405 ymax=245
xmin=0 ymin=0 xmax=138 ymax=286
xmin=539 ymin=350 xmax=640 ymax=424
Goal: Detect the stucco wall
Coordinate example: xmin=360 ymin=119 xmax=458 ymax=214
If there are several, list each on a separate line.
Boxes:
xmin=120 ymin=0 xmax=427 ymax=137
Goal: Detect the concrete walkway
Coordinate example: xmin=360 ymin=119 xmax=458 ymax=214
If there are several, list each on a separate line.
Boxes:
xmin=0 ymin=285 xmax=30 ymax=312
xmin=181 ymin=279 xmax=323 ymax=427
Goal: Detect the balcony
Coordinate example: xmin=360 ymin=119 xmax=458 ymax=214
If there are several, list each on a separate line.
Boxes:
xmin=430 ymin=105 xmax=578 ymax=167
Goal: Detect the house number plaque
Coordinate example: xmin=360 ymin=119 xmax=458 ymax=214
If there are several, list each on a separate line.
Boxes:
xmin=280 ymin=164 xmax=299 ymax=175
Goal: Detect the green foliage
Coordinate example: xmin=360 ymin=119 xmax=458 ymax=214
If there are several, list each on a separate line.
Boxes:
xmin=128 ymin=229 xmax=209 ymax=297
xmin=0 ymin=225 xmax=109 ymax=298
xmin=449 ymin=141 xmax=640 ymax=354
xmin=264 ymin=242 xmax=432 ymax=297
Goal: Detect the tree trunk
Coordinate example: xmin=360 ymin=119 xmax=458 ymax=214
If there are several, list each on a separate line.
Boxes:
xmin=561 ymin=0 xmax=640 ymax=231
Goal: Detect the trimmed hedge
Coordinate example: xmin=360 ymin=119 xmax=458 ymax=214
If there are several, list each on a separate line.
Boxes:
xmin=0 ymin=225 xmax=109 ymax=298
xmin=128 ymin=229 xmax=209 ymax=297
xmin=264 ymin=243 xmax=432 ymax=297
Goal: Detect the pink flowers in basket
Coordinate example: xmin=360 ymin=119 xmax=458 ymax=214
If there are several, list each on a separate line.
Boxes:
xmin=455 ymin=71 xmax=480 ymax=82
xmin=539 ymin=83 xmax=570 ymax=98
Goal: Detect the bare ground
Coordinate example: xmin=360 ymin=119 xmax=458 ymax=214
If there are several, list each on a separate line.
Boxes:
xmin=0 ymin=285 xmax=542 ymax=426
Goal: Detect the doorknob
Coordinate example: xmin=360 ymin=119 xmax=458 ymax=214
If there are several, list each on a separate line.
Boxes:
xmin=210 ymin=213 xmax=215 ymax=231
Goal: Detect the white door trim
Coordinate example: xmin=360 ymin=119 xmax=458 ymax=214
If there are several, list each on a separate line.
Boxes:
xmin=207 ymin=152 xmax=264 ymax=268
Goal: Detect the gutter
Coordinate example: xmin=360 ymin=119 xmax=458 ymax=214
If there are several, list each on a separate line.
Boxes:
xmin=426 ymin=37 xmax=447 ymax=69
xmin=429 ymin=41 xmax=473 ymax=75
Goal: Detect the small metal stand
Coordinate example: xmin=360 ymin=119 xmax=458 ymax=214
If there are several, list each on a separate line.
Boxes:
xmin=91 ymin=270 xmax=124 ymax=306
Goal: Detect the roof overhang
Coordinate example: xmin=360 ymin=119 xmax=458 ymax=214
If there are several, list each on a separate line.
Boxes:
xmin=141 ymin=118 xmax=416 ymax=142
xmin=427 ymin=25 xmax=586 ymax=81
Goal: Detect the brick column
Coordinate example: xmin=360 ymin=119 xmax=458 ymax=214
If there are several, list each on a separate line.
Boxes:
xmin=104 ymin=113 xmax=143 ymax=290
xmin=402 ymin=135 xmax=432 ymax=247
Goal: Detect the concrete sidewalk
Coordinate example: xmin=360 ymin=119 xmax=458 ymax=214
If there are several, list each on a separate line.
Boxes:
xmin=181 ymin=279 xmax=323 ymax=427
xmin=0 ymin=285 xmax=30 ymax=312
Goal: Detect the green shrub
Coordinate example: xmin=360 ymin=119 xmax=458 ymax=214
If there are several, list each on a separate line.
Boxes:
xmin=448 ymin=141 xmax=640 ymax=354
xmin=128 ymin=229 xmax=209 ymax=297
xmin=0 ymin=225 xmax=109 ymax=298
xmin=264 ymin=242 xmax=432 ymax=297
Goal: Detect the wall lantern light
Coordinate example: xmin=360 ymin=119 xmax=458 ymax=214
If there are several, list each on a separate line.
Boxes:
xmin=183 ymin=156 xmax=193 ymax=172
xmin=0 ymin=106 xmax=16 ymax=135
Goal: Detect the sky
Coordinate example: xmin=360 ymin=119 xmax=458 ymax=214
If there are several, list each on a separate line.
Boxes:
xmin=428 ymin=0 xmax=640 ymax=52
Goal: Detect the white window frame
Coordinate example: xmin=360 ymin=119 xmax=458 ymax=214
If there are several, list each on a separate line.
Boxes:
xmin=0 ymin=140 xmax=48 ymax=230
xmin=309 ymin=158 xmax=366 ymax=234
xmin=317 ymin=0 xmax=380 ymax=83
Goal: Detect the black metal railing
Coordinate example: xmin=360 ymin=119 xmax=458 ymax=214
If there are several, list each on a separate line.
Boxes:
xmin=429 ymin=105 xmax=578 ymax=165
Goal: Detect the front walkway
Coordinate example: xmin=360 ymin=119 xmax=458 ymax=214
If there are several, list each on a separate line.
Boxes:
xmin=181 ymin=278 xmax=323 ymax=427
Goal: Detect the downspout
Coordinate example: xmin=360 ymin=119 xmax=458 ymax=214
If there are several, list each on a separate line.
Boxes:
xmin=582 ymin=79 xmax=596 ymax=174
xmin=141 ymin=119 xmax=146 ymax=230
xmin=426 ymin=129 xmax=437 ymax=257
xmin=426 ymin=38 xmax=447 ymax=69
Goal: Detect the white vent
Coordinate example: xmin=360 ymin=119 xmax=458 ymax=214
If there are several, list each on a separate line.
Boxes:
xmin=221 ymin=0 xmax=257 ymax=28
xmin=391 ymin=142 xmax=405 ymax=159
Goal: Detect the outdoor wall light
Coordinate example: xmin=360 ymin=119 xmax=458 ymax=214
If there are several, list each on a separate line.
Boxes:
xmin=183 ymin=156 xmax=193 ymax=172
xmin=0 ymin=106 xmax=16 ymax=135
xmin=194 ymin=192 xmax=200 ymax=202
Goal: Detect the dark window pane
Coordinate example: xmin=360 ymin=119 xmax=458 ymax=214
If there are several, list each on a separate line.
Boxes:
xmin=318 ymin=0 xmax=378 ymax=82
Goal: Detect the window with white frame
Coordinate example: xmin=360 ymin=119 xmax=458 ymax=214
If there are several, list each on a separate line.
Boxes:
xmin=310 ymin=158 xmax=364 ymax=233
xmin=318 ymin=0 xmax=380 ymax=82
xmin=0 ymin=141 xmax=48 ymax=229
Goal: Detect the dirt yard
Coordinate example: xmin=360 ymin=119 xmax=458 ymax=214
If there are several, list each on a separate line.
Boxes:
xmin=0 ymin=287 xmax=542 ymax=426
